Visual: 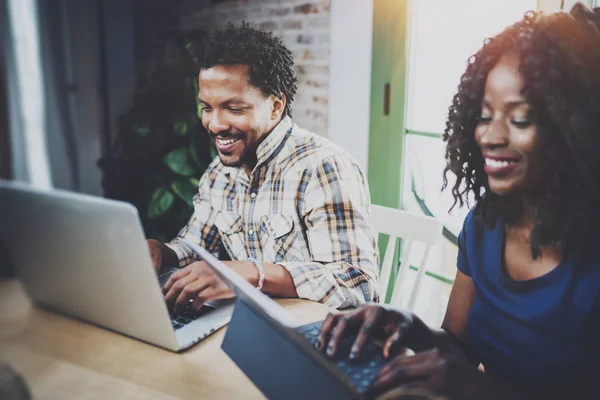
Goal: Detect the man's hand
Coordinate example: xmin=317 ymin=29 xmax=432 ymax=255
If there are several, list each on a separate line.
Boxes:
xmin=147 ymin=239 xmax=163 ymax=273
xmin=146 ymin=239 xmax=178 ymax=273
xmin=162 ymin=261 xmax=234 ymax=311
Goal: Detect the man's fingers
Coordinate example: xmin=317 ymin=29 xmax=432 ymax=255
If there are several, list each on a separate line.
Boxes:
xmin=162 ymin=267 xmax=191 ymax=293
xmin=190 ymin=285 xmax=224 ymax=310
xmin=164 ymin=274 xmax=195 ymax=305
xmin=174 ymin=279 xmax=210 ymax=310
xmin=191 ymin=293 xmax=208 ymax=311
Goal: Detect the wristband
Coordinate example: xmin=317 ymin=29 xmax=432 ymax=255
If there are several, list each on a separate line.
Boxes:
xmin=247 ymin=257 xmax=265 ymax=290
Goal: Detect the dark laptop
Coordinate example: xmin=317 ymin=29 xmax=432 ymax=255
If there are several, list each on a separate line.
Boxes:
xmin=183 ymin=239 xmax=387 ymax=400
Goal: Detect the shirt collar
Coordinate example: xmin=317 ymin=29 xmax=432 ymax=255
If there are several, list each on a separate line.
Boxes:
xmin=255 ymin=116 xmax=293 ymax=168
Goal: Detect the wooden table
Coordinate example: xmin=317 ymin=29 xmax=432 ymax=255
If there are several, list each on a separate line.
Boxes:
xmin=0 ymin=279 xmax=332 ymax=399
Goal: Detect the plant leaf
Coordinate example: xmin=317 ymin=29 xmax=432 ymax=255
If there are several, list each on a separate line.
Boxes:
xmin=135 ymin=122 xmax=150 ymax=138
xmin=209 ymin=144 xmax=218 ymax=160
xmin=189 ymin=136 xmax=205 ymax=169
xmin=194 ymin=79 xmax=203 ymax=120
xmin=164 ymin=148 xmax=196 ymax=176
xmin=152 ymin=233 xmax=166 ymax=243
xmin=147 ymin=187 xmax=174 ymax=218
xmin=171 ymin=179 xmax=197 ymax=207
xmin=174 ymin=120 xmax=188 ymax=136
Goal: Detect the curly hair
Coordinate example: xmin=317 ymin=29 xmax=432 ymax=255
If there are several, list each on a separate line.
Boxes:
xmin=191 ymin=22 xmax=298 ymax=117
xmin=443 ymin=3 xmax=600 ymax=258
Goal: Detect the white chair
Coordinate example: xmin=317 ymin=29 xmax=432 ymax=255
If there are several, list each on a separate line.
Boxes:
xmin=370 ymin=204 xmax=443 ymax=310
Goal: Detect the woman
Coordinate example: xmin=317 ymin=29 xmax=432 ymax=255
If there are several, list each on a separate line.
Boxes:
xmin=316 ymin=4 xmax=600 ymax=399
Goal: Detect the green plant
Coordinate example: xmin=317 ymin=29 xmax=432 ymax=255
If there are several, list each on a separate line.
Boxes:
xmin=99 ymin=30 xmax=215 ymax=242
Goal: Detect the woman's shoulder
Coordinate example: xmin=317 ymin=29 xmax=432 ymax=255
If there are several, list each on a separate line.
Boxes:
xmin=458 ymin=206 xmax=502 ymax=254
xmin=459 ymin=208 xmax=483 ymax=239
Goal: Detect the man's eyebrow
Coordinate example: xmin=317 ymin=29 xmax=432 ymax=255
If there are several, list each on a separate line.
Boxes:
xmin=197 ymin=98 xmax=248 ymax=106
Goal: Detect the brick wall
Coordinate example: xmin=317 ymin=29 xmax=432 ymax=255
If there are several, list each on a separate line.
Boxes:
xmin=134 ymin=0 xmax=185 ymax=74
xmin=135 ymin=0 xmax=331 ymax=136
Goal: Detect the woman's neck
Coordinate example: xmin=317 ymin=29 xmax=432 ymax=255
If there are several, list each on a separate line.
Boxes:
xmin=520 ymin=198 xmax=536 ymax=227
xmin=504 ymin=195 xmax=536 ymax=230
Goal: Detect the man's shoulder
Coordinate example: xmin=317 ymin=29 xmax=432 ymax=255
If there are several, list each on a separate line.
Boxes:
xmin=282 ymin=125 xmax=361 ymax=171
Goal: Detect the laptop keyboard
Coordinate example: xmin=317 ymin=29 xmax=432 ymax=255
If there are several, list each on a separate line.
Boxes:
xmin=296 ymin=321 xmax=386 ymax=394
xmin=169 ymin=301 xmax=215 ymax=330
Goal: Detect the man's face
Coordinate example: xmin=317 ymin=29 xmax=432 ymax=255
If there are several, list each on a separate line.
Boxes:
xmin=198 ymin=65 xmax=285 ymax=172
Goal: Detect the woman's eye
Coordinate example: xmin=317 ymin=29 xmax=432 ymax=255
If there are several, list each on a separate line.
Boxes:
xmin=512 ymin=119 xmax=533 ymax=128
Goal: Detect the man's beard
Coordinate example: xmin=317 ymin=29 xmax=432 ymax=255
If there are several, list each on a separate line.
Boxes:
xmin=219 ymin=145 xmax=253 ymax=168
xmin=210 ymin=130 xmax=250 ymax=168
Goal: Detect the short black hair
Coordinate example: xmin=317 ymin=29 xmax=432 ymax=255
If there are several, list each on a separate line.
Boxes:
xmin=443 ymin=4 xmax=600 ymax=258
xmin=192 ymin=22 xmax=298 ymax=117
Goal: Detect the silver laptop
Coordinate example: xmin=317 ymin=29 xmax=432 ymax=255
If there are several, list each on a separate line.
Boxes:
xmin=0 ymin=181 xmax=233 ymax=352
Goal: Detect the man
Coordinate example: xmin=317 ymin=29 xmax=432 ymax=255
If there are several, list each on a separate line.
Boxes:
xmin=148 ymin=23 xmax=379 ymax=310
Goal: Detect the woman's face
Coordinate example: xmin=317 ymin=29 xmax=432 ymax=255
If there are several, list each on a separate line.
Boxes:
xmin=475 ymin=53 xmax=544 ymax=197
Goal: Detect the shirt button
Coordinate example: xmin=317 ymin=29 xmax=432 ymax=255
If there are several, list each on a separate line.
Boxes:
xmin=248 ymin=229 xmax=254 ymax=236
xmin=250 ymin=192 xmax=257 ymax=199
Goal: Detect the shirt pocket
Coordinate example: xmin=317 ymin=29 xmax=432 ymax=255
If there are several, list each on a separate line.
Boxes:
xmin=259 ymin=214 xmax=306 ymax=263
xmin=214 ymin=211 xmax=246 ymax=261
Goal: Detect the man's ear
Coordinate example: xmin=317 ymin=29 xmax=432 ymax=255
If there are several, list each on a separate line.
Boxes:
xmin=271 ymin=93 xmax=286 ymax=120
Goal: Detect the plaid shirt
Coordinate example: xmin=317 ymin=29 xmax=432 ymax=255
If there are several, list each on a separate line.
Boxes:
xmin=166 ymin=116 xmax=379 ymax=308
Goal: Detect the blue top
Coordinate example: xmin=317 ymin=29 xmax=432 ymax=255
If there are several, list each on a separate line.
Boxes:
xmin=457 ymin=210 xmax=600 ymax=400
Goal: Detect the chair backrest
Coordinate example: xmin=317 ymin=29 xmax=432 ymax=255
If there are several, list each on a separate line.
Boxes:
xmin=370 ymin=204 xmax=442 ymax=310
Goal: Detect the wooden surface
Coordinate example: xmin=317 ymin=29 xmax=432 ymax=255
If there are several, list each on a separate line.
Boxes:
xmin=0 ymin=279 xmax=332 ymax=399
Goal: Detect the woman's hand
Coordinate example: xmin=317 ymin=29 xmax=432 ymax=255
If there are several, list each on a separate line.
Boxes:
xmin=367 ymin=348 xmax=449 ymax=397
xmin=368 ymin=349 xmax=527 ymax=400
xmin=315 ymin=304 xmax=415 ymax=361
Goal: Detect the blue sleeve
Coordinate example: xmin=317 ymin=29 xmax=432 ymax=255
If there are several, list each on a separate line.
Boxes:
xmin=456 ymin=210 xmax=474 ymax=277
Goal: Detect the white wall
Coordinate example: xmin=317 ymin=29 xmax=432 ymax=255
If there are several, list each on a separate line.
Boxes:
xmin=7 ymin=0 xmax=52 ymax=188
xmin=178 ymin=0 xmax=332 ymax=138
xmin=104 ymin=0 xmax=135 ymax=153
xmin=42 ymin=1 xmax=135 ymax=196
xmin=537 ymin=0 xmax=563 ymax=12
xmin=563 ymin=0 xmax=598 ymax=10
xmin=327 ymin=0 xmax=373 ymax=173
